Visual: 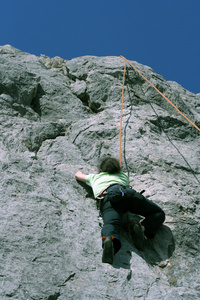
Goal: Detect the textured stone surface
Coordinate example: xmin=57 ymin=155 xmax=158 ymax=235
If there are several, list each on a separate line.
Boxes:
xmin=0 ymin=45 xmax=200 ymax=299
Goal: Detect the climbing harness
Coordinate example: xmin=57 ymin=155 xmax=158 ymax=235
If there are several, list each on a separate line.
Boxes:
xmin=119 ymin=55 xmax=200 ymax=185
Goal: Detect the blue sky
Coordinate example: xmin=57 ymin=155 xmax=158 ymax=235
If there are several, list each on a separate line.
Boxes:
xmin=1 ymin=0 xmax=199 ymax=94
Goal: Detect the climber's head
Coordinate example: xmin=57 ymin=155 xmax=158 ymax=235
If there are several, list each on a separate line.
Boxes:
xmin=99 ymin=157 xmax=121 ymax=174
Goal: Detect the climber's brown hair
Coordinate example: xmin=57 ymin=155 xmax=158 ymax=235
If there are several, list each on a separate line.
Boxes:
xmin=99 ymin=157 xmax=121 ymax=174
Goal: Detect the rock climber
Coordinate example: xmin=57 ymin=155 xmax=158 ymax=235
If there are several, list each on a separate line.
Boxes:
xmin=75 ymin=157 xmax=165 ymax=264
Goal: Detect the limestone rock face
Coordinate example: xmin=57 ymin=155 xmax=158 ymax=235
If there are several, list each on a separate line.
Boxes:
xmin=0 ymin=45 xmax=200 ymax=299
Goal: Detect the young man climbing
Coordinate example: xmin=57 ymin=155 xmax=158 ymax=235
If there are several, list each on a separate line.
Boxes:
xmin=75 ymin=157 xmax=165 ymax=264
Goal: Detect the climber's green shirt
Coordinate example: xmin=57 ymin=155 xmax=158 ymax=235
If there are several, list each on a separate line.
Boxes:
xmin=85 ymin=172 xmax=129 ymax=198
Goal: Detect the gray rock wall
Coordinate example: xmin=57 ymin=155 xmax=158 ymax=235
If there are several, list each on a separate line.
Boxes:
xmin=0 ymin=45 xmax=200 ymax=299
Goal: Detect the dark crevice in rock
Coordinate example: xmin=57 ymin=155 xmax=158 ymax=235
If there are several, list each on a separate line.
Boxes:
xmin=126 ymin=270 xmax=132 ymax=281
xmin=75 ymin=90 xmax=103 ymax=112
xmin=89 ymin=100 xmax=102 ymax=113
xmin=31 ymin=83 xmax=45 ymax=116
xmin=11 ymin=103 xmax=30 ymax=117
xmin=68 ymin=74 xmax=102 ymax=113
xmin=72 ymin=124 xmax=93 ymax=144
xmin=0 ymin=82 xmax=6 ymax=94
xmin=47 ymin=292 xmax=61 ymax=300
xmin=58 ymin=273 xmax=76 ymax=287
xmin=0 ymin=81 xmax=18 ymax=99
xmin=76 ymin=90 xmax=90 ymax=107
xmin=149 ymin=116 xmax=200 ymax=140
xmin=76 ymin=90 xmax=103 ymax=113
xmin=151 ymin=73 xmax=165 ymax=81
xmin=66 ymin=66 xmax=88 ymax=82
xmin=149 ymin=116 xmax=185 ymax=129
xmin=78 ymin=91 xmax=103 ymax=113
xmin=22 ymin=123 xmax=67 ymax=153
xmin=124 ymin=68 xmax=146 ymax=85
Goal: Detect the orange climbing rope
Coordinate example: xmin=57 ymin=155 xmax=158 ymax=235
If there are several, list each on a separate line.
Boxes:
xmin=119 ymin=56 xmax=126 ymax=167
xmin=119 ymin=55 xmax=200 ymax=165
xmin=120 ymin=55 xmax=200 ymax=132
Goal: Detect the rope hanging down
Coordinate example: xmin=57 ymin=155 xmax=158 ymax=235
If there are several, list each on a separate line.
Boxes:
xmin=120 ymin=55 xmax=200 ymax=132
xmin=119 ymin=55 xmax=200 ymax=184
xmin=119 ymin=56 xmax=126 ymax=167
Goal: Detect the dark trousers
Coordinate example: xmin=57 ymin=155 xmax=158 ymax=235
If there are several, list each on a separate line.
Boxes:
xmin=100 ymin=185 xmax=165 ymax=253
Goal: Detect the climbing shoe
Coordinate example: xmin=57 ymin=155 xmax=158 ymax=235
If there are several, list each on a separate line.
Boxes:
xmin=132 ymin=223 xmax=145 ymax=251
xmin=102 ymin=236 xmax=114 ymax=264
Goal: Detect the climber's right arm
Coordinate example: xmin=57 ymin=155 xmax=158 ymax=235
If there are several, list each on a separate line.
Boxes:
xmin=75 ymin=171 xmax=87 ymax=182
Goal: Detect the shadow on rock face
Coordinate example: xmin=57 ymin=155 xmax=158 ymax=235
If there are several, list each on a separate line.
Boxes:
xmin=76 ymin=180 xmax=94 ymax=198
xmin=141 ymin=224 xmax=175 ymax=266
xmin=117 ymin=213 xmax=175 ymax=269
xmin=108 ymin=212 xmax=175 ymax=270
xmin=112 ymin=222 xmax=175 ymax=270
